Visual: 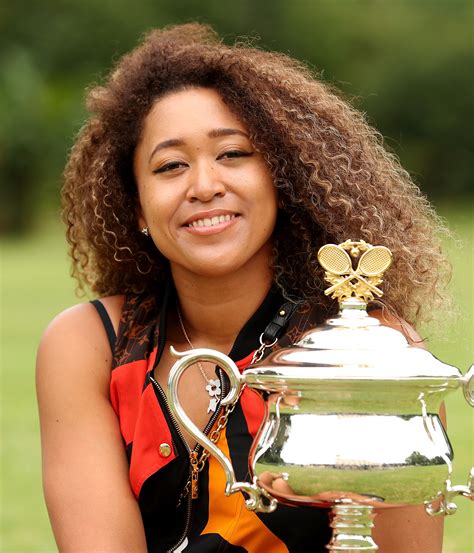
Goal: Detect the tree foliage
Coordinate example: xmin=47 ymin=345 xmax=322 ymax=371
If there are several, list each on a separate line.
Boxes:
xmin=1 ymin=0 xmax=472 ymax=233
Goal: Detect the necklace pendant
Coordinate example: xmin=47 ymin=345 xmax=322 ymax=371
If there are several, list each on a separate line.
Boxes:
xmin=207 ymin=397 xmax=219 ymax=413
xmin=205 ymin=378 xmax=221 ymax=398
xmin=206 ymin=379 xmax=221 ymax=413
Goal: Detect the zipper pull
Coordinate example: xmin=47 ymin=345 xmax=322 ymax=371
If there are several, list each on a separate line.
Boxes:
xmin=190 ymin=451 xmax=199 ymax=499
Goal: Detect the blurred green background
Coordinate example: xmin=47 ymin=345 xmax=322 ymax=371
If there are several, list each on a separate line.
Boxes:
xmin=1 ymin=0 xmax=472 ymax=551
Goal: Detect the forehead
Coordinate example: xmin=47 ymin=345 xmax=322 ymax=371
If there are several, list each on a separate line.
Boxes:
xmin=141 ymin=87 xmax=248 ymax=139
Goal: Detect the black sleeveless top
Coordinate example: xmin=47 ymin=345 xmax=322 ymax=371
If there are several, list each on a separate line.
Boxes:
xmin=92 ymin=288 xmax=332 ymax=552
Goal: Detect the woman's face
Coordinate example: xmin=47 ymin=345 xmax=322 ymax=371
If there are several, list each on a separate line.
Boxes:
xmin=134 ymin=87 xmax=278 ymax=279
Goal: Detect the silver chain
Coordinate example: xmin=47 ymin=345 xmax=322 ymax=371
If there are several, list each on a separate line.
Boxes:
xmin=250 ymin=332 xmax=278 ymax=364
xmin=176 ymin=334 xmax=275 ymax=507
xmin=176 ymin=302 xmax=214 ymax=385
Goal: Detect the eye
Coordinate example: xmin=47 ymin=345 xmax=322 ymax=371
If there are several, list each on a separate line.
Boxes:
xmin=218 ymin=150 xmax=254 ymax=160
xmin=153 ymin=161 xmax=187 ymax=174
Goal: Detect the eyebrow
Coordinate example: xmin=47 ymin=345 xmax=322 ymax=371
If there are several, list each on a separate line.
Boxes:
xmin=148 ymin=128 xmax=249 ymax=164
xmin=208 ymin=128 xmax=248 ymax=139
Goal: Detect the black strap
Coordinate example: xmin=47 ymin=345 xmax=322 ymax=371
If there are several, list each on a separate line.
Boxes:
xmin=90 ymin=299 xmax=117 ymax=354
xmin=261 ymin=300 xmax=297 ymax=345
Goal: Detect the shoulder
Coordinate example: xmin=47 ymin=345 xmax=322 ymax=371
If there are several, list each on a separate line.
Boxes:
xmin=370 ymin=307 xmax=424 ymax=348
xmin=36 ymin=295 xmax=126 ymax=392
xmin=38 ymin=294 xmax=126 ymax=351
xmin=91 ymin=295 xmax=126 ymax=334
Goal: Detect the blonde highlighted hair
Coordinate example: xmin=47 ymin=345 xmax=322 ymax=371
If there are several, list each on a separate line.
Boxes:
xmin=63 ymin=23 xmax=450 ymax=324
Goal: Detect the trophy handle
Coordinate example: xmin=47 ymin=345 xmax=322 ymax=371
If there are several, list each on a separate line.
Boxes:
xmin=167 ymin=346 xmax=277 ymax=513
xmin=462 ymin=364 xmax=474 ymax=406
xmin=425 ymin=470 xmax=474 ymax=516
xmin=425 ymin=366 xmax=474 ymax=516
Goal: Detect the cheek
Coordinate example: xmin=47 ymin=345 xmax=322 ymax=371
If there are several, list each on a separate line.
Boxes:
xmin=257 ymin=178 xmax=278 ymax=220
xmin=252 ymin=189 xmax=278 ymax=239
xmin=138 ymin=187 xmax=174 ymax=228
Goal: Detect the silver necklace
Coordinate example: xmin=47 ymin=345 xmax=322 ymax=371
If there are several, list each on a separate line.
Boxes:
xmin=176 ymin=303 xmax=222 ymax=413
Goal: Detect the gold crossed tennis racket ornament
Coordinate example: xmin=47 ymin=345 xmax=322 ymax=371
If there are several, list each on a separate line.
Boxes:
xmin=318 ymin=240 xmax=393 ymax=303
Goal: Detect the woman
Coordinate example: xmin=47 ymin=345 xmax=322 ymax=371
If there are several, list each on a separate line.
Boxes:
xmin=37 ymin=24 xmax=449 ymax=552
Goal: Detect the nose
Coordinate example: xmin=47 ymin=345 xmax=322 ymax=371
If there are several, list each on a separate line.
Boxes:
xmin=185 ymin=160 xmax=226 ymax=202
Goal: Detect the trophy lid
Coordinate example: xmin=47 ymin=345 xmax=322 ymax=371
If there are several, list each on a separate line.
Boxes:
xmin=245 ymin=240 xmax=462 ymax=390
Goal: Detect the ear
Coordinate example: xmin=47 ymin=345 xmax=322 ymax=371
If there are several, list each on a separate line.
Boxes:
xmin=136 ymin=203 xmax=147 ymax=231
xmin=138 ymin=214 xmax=147 ymax=230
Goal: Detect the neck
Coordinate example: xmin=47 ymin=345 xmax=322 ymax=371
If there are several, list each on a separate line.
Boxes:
xmin=170 ymin=254 xmax=274 ymax=349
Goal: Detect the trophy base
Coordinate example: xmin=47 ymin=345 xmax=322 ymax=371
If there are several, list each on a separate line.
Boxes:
xmin=327 ymin=504 xmax=378 ymax=552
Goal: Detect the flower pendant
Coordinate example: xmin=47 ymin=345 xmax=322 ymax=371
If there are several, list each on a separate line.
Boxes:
xmin=206 ymin=379 xmax=221 ymax=413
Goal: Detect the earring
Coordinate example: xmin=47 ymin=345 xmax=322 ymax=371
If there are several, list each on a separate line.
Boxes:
xmin=141 ymin=227 xmax=149 ymax=236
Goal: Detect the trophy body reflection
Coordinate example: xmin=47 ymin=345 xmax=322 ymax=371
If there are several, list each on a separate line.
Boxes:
xmin=168 ymin=240 xmax=473 ymax=552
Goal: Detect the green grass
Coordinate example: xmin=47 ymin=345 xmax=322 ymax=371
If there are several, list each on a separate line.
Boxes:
xmin=1 ymin=224 xmax=80 ymax=552
xmin=425 ymin=204 xmax=474 ymax=553
xmin=256 ymin=462 xmax=449 ymax=504
xmin=1 ymin=204 xmax=472 ymax=552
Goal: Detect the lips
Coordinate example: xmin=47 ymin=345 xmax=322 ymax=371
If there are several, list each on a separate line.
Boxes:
xmin=182 ymin=210 xmax=239 ymax=228
xmin=188 ymin=214 xmax=236 ymax=228
xmin=182 ymin=209 xmax=240 ymax=236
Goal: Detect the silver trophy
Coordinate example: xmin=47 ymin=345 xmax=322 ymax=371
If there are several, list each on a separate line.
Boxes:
xmin=168 ymin=240 xmax=473 ymax=551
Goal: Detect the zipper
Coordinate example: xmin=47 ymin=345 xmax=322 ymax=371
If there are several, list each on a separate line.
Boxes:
xmin=148 ymin=369 xmax=227 ymax=553
xmin=144 ymin=292 xmax=292 ymax=551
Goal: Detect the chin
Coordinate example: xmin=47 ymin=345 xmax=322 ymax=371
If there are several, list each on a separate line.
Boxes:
xmin=169 ymin=239 xmax=274 ymax=279
xmin=173 ymin=251 xmax=262 ymax=280
xmin=188 ymin=258 xmax=246 ymax=278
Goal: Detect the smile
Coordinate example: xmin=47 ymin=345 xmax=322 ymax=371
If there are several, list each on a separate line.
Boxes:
xmin=188 ymin=214 xmax=236 ymax=228
xmin=183 ymin=211 xmax=240 ymax=236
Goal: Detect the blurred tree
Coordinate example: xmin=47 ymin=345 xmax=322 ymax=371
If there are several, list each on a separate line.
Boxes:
xmin=0 ymin=0 xmax=472 ymax=234
xmin=1 ymin=47 xmax=48 ymax=232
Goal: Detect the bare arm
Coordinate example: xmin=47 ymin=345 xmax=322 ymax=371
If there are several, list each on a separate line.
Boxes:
xmin=36 ymin=301 xmax=147 ymax=552
xmin=370 ymin=308 xmax=445 ymax=553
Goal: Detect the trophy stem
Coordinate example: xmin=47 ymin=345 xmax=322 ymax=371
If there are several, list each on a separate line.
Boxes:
xmin=326 ymin=504 xmax=378 ymax=552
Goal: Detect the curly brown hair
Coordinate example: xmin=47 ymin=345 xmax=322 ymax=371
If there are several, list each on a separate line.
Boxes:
xmin=63 ymin=23 xmax=450 ymax=324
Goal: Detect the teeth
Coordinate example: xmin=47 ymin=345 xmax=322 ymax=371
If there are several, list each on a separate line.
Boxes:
xmin=189 ymin=214 xmax=235 ymax=228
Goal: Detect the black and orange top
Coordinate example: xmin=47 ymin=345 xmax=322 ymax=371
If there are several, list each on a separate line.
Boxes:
xmin=99 ymin=284 xmax=331 ymax=552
